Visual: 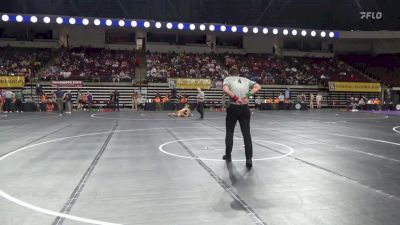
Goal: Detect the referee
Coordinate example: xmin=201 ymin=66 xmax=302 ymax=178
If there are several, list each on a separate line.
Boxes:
xmin=196 ymin=87 xmax=205 ymax=119
xmin=222 ymin=67 xmax=261 ymax=169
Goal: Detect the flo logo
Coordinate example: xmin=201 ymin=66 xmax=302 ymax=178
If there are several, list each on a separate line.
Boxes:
xmin=360 ymin=12 xmax=383 ymax=20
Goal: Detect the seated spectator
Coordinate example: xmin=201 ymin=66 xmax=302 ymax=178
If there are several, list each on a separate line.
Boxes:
xmin=180 ymin=95 xmax=188 ymax=104
xmin=162 ymin=95 xmax=170 ymax=103
xmin=154 ymin=95 xmax=161 ymax=110
xmin=254 ymin=96 xmax=262 ymax=109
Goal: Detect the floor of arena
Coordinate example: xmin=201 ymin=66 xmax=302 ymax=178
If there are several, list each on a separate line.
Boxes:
xmin=1 ymin=110 xmax=400 ymax=225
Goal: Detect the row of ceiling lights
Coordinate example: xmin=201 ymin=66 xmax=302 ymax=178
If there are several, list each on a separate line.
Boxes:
xmin=1 ymin=14 xmax=336 ymax=38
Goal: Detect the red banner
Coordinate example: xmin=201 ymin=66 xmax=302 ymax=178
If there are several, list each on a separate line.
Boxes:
xmin=51 ymin=81 xmax=83 ymax=87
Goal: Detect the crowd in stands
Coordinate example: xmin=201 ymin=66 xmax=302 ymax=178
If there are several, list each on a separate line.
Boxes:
xmin=0 ymin=47 xmax=372 ymax=86
xmin=146 ymin=52 xmax=227 ymax=82
xmin=0 ymin=47 xmax=51 ymax=80
xmin=146 ymin=52 xmax=369 ymax=85
xmin=42 ymin=48 xmax=137 ymax=82
xmin=341 ymin=54 xmax=400 ymax=87
xmin=224 ymin=54 xmax=369 ymax=85
xmin=223 ymin=54 xmax=319 ymax=85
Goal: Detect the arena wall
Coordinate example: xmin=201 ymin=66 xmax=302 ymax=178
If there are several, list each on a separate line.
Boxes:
xmin=2 ymin=24 xmax=400 ymax=55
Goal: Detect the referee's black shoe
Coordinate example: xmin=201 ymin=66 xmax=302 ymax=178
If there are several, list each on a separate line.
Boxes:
xmin=246 ymin=158 xmax=252 ymax=169
xmin=222 ymin=155 xmax=232 ymax=162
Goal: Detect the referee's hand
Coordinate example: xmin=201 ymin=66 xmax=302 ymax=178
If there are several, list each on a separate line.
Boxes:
xmin=241 ymin=97 xmax=249 ymax=105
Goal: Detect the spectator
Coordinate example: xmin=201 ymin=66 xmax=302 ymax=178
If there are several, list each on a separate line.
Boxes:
xmin=14 ymin=90 xmax=24 ymax=112
xmin=162 ymin=94 xmax=170 ymax=103
xmin=131 ymin=91 xmax=139 ymax=110
xmin=154 ymin=95 xmax=161 ymax=111
xmin=278 ymin=93 xmax=285 ymax=103
xmin=65 ymin=90 xmax=73 ymax=114
xmin=2 ymin=90 xmax=15 ymax=113
xmin=54 ymin=88 xmax=65 ymax=115
xmin=111 ymin=90 xmax=119 ymax=111
xmin=87 ymin=91 xmax=94 ymax=112
xmin=254 ymin=96 xmax=262 ymax=110
xmin=39 ymin=93 xmax=47 ymax=112
xmin=310 ymin=93 xmax=315 ymax=109
xmin=316 ymin=94 xmax=323 ymax=109
xmin=0 ymin=90 xmax=4 ymax=112
xmin=180 ymin=95 xmax=188 ymax=104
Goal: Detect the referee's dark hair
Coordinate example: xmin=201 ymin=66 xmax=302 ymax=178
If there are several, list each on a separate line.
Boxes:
xmin=229 ymin=66 xmax=239 ymax=75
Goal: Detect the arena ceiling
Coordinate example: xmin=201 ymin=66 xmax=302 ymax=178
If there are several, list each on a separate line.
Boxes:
xmin=1 ymin=0 xmax=399 ymax=31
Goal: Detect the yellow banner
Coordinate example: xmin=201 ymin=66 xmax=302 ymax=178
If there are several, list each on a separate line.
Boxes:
xmin=0 ymin=76 xmax=25 ymax=88
xmin=169 ymin=78 xmax=211 ymax=90
xmin=328 ymin=82 xmax=381 ymax=92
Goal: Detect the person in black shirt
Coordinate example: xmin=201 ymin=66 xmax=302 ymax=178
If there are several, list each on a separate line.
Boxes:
xmin=54 ymin=88 xmax=65 ymax=115
xmin=112 ymin=90 xmax=120 ymax=111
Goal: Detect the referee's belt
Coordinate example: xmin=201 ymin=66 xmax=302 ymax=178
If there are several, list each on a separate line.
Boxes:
xmin=229 ymin=103 xmax=249 ymax=107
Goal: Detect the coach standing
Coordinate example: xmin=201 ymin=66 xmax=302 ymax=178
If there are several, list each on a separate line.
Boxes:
xmin=196 ymin=87 xmax=205 ymax=119
xmin=222 ymin=67 xmax=261 ymax=169
xmin=54 ymin=88 xmax=65 ymax=115
xmin=2 ymin=90 xmax=15 ymax=113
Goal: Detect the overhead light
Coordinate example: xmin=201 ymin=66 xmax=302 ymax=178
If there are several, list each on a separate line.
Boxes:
xmin=209 ymin=24 xmax=215 ymax=31
xmin=166 ymin=22 xmax=173 ymax=29
xmin=292 ymin=30 xmax=297 ymax=36
xmin=320 ymin=31 xmax=326 ymax=37
xmin=1 ymin=14 xmax=9 ymax=22
xmin=253 ymin=27 xmax=259 ymax=34
xmin=329 ymin=32 xmax=335 ymax=38
xmin=43 ymin=16 xmax=51 ymax=24
xmin=69 ymin=17 xmax=76 ymax=25
xmin=30 ymin=16 xmax=38 ymax=23
xmin=273 ymin=28 xmax=278 ymax=35
xmin=16 ymin=15 xmax=23 ymax=22
xmin=301 ymin=30 xmax=307 ymax=36
xmin=283 ymin=29 xmax=289 ymax=35
xmin=82 ymin=18 xmax=89 ymax=25
xmin=311 ymin=30 xmax=316 ymax=37
xmin=242 ymin=27 xmax=248 ymax=33
xmin=189 ymin=24 xmax=195 ymax=30
xmin=106 ymin=19 xmax=112 ymax=26
xmin=131 ymin=20 xmax=137 ymax=27
xmin=144 ymin=21 xmax=150 ymax=28
xmin=94 ymin=19 xmax=101 ymax=26
xmin=178 ymin=23 xmax=184 ymax=30
xmin=155 ymin=22 xmax=162 ymax=28
xmin=262 ymin=28 xmax=268 ymax=34
xmin=199 ymin=24 xmax=206 ymax=31
xmin=231 ymin=26 xmax=237 ymax=32
xmin=56 ymin=17 xmax=63 ymax=24
xmin=118 ymin=20 xmax=125 ymax=27
xmin=220 ymin=25 xmax=226 ymax=32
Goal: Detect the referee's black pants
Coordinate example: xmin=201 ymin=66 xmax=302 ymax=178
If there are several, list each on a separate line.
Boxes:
xmin=197 ymin=102 xmax=204 ymax=118
xmin=225 ymin=104 xmax=253 ymax=159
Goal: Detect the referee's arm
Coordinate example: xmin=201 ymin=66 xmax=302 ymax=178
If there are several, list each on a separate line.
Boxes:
xmin=223 ymin=84 xmax=236 ymax=99
xmin=249 ymin=83 xmax=262 ymax=96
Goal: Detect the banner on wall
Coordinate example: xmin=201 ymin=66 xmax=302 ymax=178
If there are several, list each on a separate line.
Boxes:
xmin=51 ymin=80 xmax=84 ymax=87
xmin=328 ymin=82 xmax=382 ymax=92
xmin=0 ymin=76 xmax=25 ymax=88
xmin=168 ymin=78 xmax=211 ymax=90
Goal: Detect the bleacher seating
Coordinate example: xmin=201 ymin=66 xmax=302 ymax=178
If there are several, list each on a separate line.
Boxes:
xmin=146 ymin=52 xmax=370 ymax=86
xmin=0 ymin=47 xmax=51 ymax=81
xmin=341 ymin=54 xmax=400 ymax=87
xmin=146 ymin=52 xmax=226 ymax=82
xmin=42 ymin=48 xmax=136 ymax=82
